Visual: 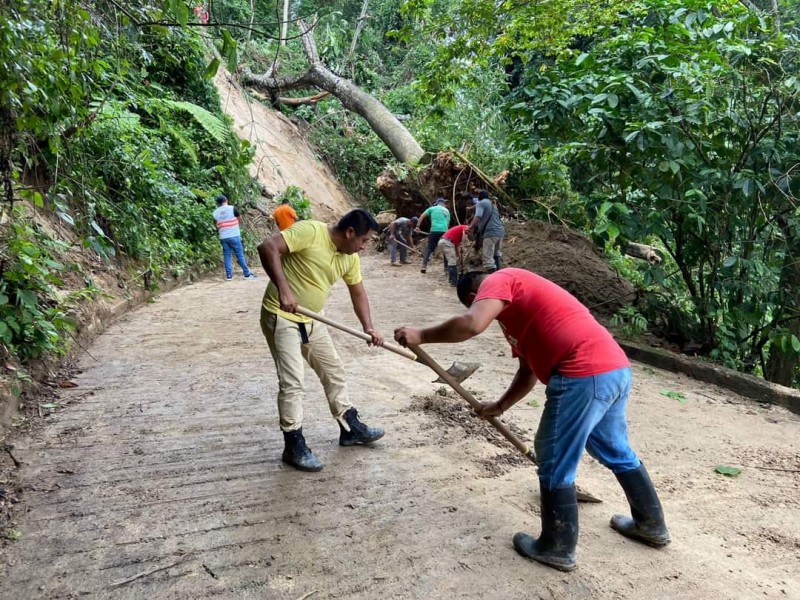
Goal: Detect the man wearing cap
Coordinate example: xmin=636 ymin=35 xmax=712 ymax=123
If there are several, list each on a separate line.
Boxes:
xmin=387 ymin=215 xmax=418 ymax=266
xmin=415 ymin=197 xmax=451 ymax=274
xmin=212 ymin=195 xmax=257 ymax=281
xmin=468 ymin=190 xmax=505 ymax=272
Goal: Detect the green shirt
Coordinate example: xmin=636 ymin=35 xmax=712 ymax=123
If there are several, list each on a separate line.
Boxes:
xmin=423 ymin=205 xmax=451 ymax=233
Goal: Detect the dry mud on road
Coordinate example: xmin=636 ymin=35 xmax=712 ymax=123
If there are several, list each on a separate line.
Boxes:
xmin=1 ymin=255 xmax=799 ymax=599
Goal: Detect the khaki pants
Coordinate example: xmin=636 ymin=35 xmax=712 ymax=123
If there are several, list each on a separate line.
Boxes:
xmin=436 ymin=238 xmax=458 ymax=267
xmin=261 ymin=309 xmax=352 ymax=431
xmin=482 ymin=236 xmax=503 ymax=270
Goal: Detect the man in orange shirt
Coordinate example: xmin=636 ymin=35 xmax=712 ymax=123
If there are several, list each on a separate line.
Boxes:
xmin=273 ymin=197 xmax=298 ymax=231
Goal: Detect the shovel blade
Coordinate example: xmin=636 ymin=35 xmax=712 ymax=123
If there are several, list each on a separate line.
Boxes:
xmin=432 ymin=361 xmax=481 ymax=384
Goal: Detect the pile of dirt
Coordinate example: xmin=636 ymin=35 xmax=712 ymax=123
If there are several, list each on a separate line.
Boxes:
xmin=404 ymin=392 xmax=529 ymax=448
xmin=501 ymin=220 xmax=634 ymax=317
xmin=404 ymin=393 xmax=532 ymax=478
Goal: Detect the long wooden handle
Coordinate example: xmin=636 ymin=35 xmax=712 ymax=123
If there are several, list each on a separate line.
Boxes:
xmin=390 ymin=237 xmax=420 ymax=254
xmin=295 ymin=306 xmax=419 ymax=362
xmin=410 ymin=344 xmax=536 ymax=463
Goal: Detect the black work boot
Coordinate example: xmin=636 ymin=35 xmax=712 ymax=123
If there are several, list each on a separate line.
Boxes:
xmin=513 ymin=483 xmax=578 ymax=572
xmin=338 ymin=407 xmax=385 ymax=446
xmin=610 ymin=463 xmax=670 ymax=547
xmin=282 ymin=428 xmax=323 ymax=472
xmin=448 ymin=266 xmax=458 ymax=286
xmin=494 ymin=255 xmax=503 ymax=270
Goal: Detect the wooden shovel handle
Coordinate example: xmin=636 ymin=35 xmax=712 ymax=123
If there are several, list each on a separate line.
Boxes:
xmin=409 ymin=344 xmax=536 ymax=463
xmin=295 ymin=306 xmax=419 ymax=362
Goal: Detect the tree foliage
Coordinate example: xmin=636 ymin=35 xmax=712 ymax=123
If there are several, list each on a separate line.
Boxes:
xmin=1 ymin=0 xmax=253 ymax=364
xmin=396 ymin=0 xmax=630 ymax=102
xmin=508 ymin=0 xmax=800 ymax=383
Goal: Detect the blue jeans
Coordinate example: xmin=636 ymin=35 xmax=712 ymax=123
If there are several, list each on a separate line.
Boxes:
xmin=535 ymin=367 xmax=640 ymax=490
xmin=221 ymin=236 xmax=252 ymax=278
xmin=422 ymin=231 xmax=444 ymax=268
xmin=388 ymin=234 xmax=409 ymax=263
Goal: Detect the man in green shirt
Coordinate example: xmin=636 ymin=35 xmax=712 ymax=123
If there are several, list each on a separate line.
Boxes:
xmin=258 ymin=209 xmax=386 ymax=472
xmin=416 ymin=197 xmax=451 ymax=274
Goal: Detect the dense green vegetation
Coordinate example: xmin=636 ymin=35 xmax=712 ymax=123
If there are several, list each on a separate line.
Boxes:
xmin=1 ymin=0 xmax=798 ymax=389
xmin=1 ymin=0 xmax=253 ymax=366
xmin=229 ymin=0 xmax=798 ymax=386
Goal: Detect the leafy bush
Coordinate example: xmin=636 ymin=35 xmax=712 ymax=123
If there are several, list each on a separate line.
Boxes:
xmin=0 ymin=210 xmax=75 ymax=361
xmin=275 ymin=186 xmax=313 ymax=221
xmin=0 ymin=0 xmax=254 ymax=365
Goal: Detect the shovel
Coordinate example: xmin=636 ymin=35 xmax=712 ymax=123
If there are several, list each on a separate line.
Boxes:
xmin=391 ymin=237 xmax=421 ymax=255
xmin=295 ymin=306 xmax=478 ymax=384
xmin=296 ymin=306 xmax=603 ymax=503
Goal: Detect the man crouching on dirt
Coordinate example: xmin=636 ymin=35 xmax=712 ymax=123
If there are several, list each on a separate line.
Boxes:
xmin=394 ymin=268 xmax=670 ymax=571
xmin=258 ymin=208 xmax=386 ymax=472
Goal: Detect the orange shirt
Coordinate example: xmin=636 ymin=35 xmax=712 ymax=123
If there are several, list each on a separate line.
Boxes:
xmin=273 ymin=204 xmax=298 ymax=231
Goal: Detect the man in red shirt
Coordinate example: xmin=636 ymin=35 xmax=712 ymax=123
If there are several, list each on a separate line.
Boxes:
xmin=394 ymin=268 xmax=670 ymax=571
xmin=437 ymin=224 xmax=469 ymax=285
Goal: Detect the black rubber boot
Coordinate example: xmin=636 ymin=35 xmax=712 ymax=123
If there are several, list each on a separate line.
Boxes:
xmin=610 ymin=463 xmax=670 ymax=547
xmin=448 ymin=266 xmax=458 ymax=286
xmin=513 ymin=483 xmax=578 ymax=572
xmin=495 ymin=255 xmax=503 ymax=270
xmin=338 ymin=407 xmax=385 ymax=446
xmin=282 ymin=428 xmax=323 ymax=472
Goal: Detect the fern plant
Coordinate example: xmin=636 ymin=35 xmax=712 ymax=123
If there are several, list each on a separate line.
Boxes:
xmin=161 ymin=99 xmax=230 ymax=143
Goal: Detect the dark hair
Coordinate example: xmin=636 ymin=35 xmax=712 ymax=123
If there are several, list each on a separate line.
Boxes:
xmin=477 ymin=190 xmax=490 ymax=200
xmin=456 ymin=271 xmax=488 ymax=304
xmin=336 ymin=208 xmax=379 ymax=235
xmin=281 ymin=197 xmax=290 ymax=204
xmin=215 ymin=194 xmax=228 ymax=205
xmin=460 ymin=192 xmax=473 ymax=202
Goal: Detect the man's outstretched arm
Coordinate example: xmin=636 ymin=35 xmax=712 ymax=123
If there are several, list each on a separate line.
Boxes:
xmin=393 ymin=298 xmax=506 ymax=346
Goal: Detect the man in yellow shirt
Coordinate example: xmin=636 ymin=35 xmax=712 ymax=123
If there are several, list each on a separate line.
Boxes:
xmin=258 ymin=209 xmax=385 ymax=471
xmin=272 ymin=197 xmax=298 ymax=231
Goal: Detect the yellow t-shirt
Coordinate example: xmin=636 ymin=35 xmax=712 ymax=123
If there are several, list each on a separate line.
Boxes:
xmin=262 ymin=220 xmax=362 ymax=323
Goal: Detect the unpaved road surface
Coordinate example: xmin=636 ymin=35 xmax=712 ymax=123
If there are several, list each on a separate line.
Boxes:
xmin=1 ymin=255 xmax=799 ymax=599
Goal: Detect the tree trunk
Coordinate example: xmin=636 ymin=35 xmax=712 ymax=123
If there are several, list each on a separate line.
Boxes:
xmin=281 ymin=0 xmax=290 ymax=46
xmin=241 ymin=20 xmax=425 ymax=165
xmin=305 ymin=64 xmax=424 ymax=164
xmin=764 ymin=231 xmax=800 ymax=386
xmin=625 ymin=242 xmax=663 ymax=264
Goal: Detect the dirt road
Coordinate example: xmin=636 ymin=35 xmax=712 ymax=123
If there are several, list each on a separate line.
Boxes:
xmin=1 ymin=255 xmax=799 ymax=599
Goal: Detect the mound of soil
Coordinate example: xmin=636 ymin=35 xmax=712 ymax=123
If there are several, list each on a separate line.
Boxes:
xmin=404 ymin=393 xmax=529 ymax=448
xmin=501 ymin=220 xmax=634 ymax=317
xmin=404 ymin=393 xmax=532 ymax=478
xmin=376 ymin=152 xmax=632 ymax=318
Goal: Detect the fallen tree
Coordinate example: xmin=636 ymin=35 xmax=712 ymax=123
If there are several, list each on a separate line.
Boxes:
xmin=241 ymin=20 xmax=425 ymax=165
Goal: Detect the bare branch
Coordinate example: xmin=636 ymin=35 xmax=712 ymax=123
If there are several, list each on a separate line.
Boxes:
xmin=240 ymin=66 xmax=316 ymax=92
xmin=344 ymin=0 xmax=370 ymax=76
xmin=771 ymin=0 xmax=781 ymax=31
xmin=297 ymin=19 xmax=320 ymax=64
xmin=276 ymin=91 xmax=331 ymax=106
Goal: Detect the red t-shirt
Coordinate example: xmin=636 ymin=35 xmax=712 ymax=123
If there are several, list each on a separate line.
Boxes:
xmin=442 ymin=225 xmax=469 ymax=246
xmin=474 ymin=268 xmax=629 ymax=384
